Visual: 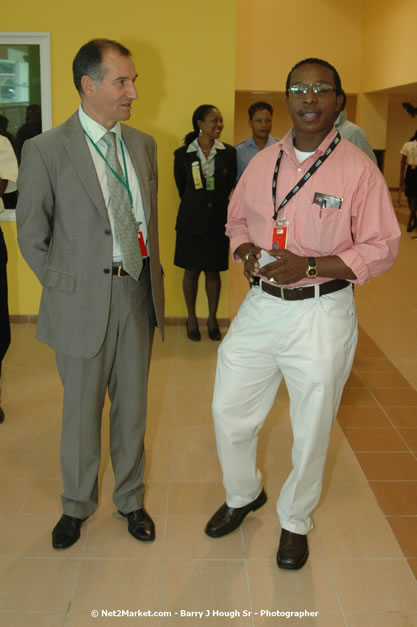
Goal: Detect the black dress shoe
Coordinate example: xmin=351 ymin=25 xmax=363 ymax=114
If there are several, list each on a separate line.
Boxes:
xmin=186 ymin=321 xmax=201 ymax=342
xmin=0 ymin=407 xmax=4 ymax=424
xmin=207 ymin=326 xmax=221 ymax=341
xmin=276 ymin=529 xmax=309 ymax=570
xmin=118 ymin=508 xmax=155 ymax=542
xmin=52 ymin=514 xmax=87 ymax=549
xmin=205 ymin=489 xmax=267 ymax=538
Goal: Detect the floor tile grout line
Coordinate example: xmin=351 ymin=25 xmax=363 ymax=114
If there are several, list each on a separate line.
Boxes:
xmin=156 ymin=322 xmax=179 ymax=623
xmin=337 ymin=328 xmax=417 ymax=574
xmin=238 ymin=526 xmax=255 ymax=627
xmin=63 ymin=539 xmax=87 ymax=625
xmin=322 ymin=542 xmax=349 ymax=627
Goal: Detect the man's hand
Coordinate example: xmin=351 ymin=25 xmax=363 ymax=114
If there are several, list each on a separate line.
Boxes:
xmin=260 ymin=249 xmax=307 ymax=284
xmin=235 ymin=243 xmax=262 ymax=283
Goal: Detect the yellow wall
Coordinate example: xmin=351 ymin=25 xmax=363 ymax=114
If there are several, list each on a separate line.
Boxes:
xmin=362 ymin=0 xmax=417 ymax=92
xmin=2 ymin=0 xmax=236 ymax=318
xmin=385 ymin=100 xmax=417 ymax=189
xmin=356 ymin=92 xmax=389 ymax=149
xmin=236 ymin=0 xmax=364 ymax=93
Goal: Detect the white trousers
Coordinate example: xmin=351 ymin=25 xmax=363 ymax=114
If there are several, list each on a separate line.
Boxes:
xmin=212 ymin=283 xmax=358 ymax=535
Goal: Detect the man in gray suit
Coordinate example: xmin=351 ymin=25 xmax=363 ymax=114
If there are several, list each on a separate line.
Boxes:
xmin=16 ymin=39 xmax=164 ymax=549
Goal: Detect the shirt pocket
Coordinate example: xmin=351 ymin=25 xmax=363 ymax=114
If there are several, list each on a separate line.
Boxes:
xmin=300 ymin=200 xmax=344 ymax=255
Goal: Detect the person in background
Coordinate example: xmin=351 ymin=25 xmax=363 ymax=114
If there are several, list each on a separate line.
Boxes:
xmin=235 ymin=101 xmax=279 ymax=180
xmin=400 ymin=130 xmax=417 ymax=232
xmin=174 ymin=104 xmax=236 ymax=341
xmin=205 ymin=57 xmax=400 ymax=571
xmin=0 ymin=115 xmax=16 ymax=150
xmin=16 ymin=39 xmax=164 ymax=549
xmin=0 ymin=135 xmax=18 ymax=423
xmin=335 ymin=91 xmax=377 ymax=163
xmin=16 ymin=104 xmax=42 ymax=162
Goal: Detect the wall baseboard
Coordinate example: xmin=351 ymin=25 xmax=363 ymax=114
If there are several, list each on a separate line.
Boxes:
xmin=10 ymin=315 xmax=231 ymax=326
xmin=163 ymin=317 xmax=231 ymax=326
xmin=10 ymin=315 xmax=39 ymax=324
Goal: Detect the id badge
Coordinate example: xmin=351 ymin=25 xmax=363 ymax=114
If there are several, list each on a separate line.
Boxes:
xmin=272 ymin=217 xmax=288 ymax=249
xmin=192 ymin=161 xmax=203 ymax=189
xmin=137 ymin=230 xmax=148 ymax=257
xmin=206 ymin=175 xmax=215 ymax=191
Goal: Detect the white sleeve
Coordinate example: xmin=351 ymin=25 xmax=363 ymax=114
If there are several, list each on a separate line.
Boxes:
xmin=0 ymin=136 xmax=18 ymax=193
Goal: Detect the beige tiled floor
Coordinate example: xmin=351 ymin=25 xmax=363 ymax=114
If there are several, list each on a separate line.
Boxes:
xmin=0 ymin=220 xmax=416 ymax=625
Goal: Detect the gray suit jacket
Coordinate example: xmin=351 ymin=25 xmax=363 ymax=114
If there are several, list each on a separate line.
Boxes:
xmin=16 ymin=112 xmax=164 ymax=358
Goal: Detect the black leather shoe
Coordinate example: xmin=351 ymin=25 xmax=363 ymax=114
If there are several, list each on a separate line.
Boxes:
xmin=186 ymin=321 xmax=201 ymax=342
xmin=0 ymin=407 xmax=4 ymax=424
xmin=207 ymin=326 xmax=221 ymax=341
xmin=52 ymin=514 xmax=87 ymax=549
xmin=276 ymin=529 xmax=309 ymax=570
xmin=118 ymin=508 xmax=155 ymax=542
xmin=205 ymin=489 xmax=267 ymax=538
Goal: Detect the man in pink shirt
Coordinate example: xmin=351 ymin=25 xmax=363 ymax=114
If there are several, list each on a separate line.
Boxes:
xmin=205 ymin=58 xmax=400 ymax=570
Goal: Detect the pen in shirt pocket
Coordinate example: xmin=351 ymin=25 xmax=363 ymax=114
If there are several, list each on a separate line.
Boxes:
xmin=313 ymin=192 xmax=343 ymax=218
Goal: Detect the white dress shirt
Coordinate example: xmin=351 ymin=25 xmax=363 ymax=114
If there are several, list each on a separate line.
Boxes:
xmin=78 ymin=106 xmax=147 ymax=262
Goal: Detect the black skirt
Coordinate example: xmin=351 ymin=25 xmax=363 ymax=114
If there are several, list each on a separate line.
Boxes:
xmin=174 ymin=223 xmax=229 ymax=272
xmin=405 ymin=165 xmax=417 ymax=198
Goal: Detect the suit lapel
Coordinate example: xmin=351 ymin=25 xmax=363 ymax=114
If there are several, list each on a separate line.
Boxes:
xmin=121 ymin=126 xmax=151 ymax=225
xmin=62 ymin=113 xmax=109 ymax=222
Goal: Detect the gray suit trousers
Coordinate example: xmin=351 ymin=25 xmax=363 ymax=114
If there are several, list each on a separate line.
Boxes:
xmin=56 ymin=265 xmax=155 ymax=518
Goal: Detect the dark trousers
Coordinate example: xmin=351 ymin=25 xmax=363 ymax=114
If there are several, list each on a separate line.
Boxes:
xmin=0 ymin=227 xmax=10 ymax=368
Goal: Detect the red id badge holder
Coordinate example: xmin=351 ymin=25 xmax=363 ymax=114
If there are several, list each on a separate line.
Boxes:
xmin=272 ymin=218 xmax=289 ymax=249
xmin=137 ymin=231 xmax=148 ymax=257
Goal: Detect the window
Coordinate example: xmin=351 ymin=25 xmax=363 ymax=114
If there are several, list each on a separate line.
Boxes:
xmin=0 ymin=32 xmax=51 ymax=220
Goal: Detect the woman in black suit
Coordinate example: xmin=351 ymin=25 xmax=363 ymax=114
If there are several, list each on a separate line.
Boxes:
xmin=174 ymin=104 xmax=236 ymax=341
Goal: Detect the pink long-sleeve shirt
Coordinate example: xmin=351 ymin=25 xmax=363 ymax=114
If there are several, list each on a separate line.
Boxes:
xmin=227 ymin=127 xmax=401 ymax=286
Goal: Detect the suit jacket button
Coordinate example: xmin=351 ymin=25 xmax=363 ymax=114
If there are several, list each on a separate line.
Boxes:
xmin=104 ymin=268 xmax=110 ymax=274
xmin=208 ymin=203 xmax=213 ymax=208
xmin=105 ymin=229 xmax=111 ymax=235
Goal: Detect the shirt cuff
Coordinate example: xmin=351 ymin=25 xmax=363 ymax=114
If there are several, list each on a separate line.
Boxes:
xmin=338 ymin=249 xmax=369 ymax=285
xmin=229 ymin=234 xmax=253 ymax=262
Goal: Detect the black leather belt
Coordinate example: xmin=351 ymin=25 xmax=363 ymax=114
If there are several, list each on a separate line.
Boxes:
xmin=260 ymin=278 xmax=350 ymax=301
xmin=112 ymin=257 xmax=149 ymax=277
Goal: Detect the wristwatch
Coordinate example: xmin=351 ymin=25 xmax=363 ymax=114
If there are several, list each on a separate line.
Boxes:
xmin=306 ymin=257 xmax=318 ymax=278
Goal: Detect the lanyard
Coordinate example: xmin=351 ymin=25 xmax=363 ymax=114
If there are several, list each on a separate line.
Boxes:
xmin=83 ymin=130 xmax=134 ymax=207
xmin=272 ymin=132 xmax=341 ymax=222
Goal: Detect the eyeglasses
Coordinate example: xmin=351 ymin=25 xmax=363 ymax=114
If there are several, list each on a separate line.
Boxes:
xmin=288 ymin=82 xmax=336 ymax=96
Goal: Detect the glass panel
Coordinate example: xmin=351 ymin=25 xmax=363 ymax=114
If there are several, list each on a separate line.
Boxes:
xmin=0 ymin=33 xmax=50 ymax=219
xmin=0 ymin=43 xmax=42 ymax=166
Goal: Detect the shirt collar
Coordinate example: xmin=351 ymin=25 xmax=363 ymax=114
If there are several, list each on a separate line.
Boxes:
xmin=244 ymin=135 xmax=276 ymax=149
xmin=245 ymin=136 xmax=258 ymax=149
xmin=279 ymin=126 xmax=338 ymax=159
xmin=78 ymin=105 xmax=122 ymax=143
xmin=186 ymin=138 xmax=226 ymax=153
